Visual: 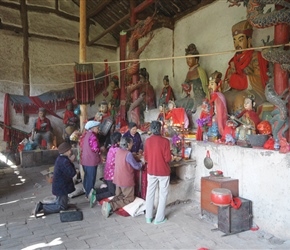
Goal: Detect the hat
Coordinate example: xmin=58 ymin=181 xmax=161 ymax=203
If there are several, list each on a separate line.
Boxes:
xmin=232 ymin=20 xmax=253 ymax=37
xmin=85 ymin=120 xmax=100 ymax=130
xmin=39 ymin=107 xmax=46 ymax=112
xmin=58 ymin=142 xmax=71 ymax=154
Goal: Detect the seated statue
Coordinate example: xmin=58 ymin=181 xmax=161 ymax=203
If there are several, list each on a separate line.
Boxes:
xmin=32 ymin=108 xmax=53 ymax=149
xmin=230 ymin=96 xmax=261 ymax=141
xmin=158 ymin=75 xmax=175 ymax=107
xmin=63 ymin=101 xmax=79 ymax=143
xmin=175 ymin=43 xmax=209 ymax=113
xmin=222 ymin=20 xmax=268 ymax=116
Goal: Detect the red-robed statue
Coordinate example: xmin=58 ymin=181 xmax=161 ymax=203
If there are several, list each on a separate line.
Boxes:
xmin=222 ymin=20 xmax=268 ymax=115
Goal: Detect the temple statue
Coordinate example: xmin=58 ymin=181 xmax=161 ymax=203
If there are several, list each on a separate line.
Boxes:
xmin=139 ymin=67 xmax=156 ymax=110
xmin=208 ymin=71 xmax=228 ymax=138
xmin=109 ymin=75 xmax=121 ymax=109
xmin=158 ymin=75 xmax=175 ymax=107
xmin=222 ymin=20 xmax=268 ymax=115
xmin=175 ymin=43 xmax=209 ymax=113
xmin=230 ymin=96 xmax=261 ymax=141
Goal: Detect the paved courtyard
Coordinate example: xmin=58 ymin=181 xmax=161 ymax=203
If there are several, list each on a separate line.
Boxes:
xmin=0 ymin=156 xmax=289 ymax=250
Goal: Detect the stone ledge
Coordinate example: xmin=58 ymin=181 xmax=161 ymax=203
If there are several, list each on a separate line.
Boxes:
xmin=20 ymin=148 xmax=78 ymax=168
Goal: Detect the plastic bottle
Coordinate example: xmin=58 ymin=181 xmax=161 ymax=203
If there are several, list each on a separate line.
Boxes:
xmin=274 ymin=139 xmax=280 ymax=151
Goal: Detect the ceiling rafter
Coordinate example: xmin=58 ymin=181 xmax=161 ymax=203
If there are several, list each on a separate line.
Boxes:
xmin=86 ymin=0 xmax=113 ymax=19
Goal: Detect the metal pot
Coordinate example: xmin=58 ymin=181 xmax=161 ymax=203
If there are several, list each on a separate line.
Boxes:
xmin=211 ymin=188 xmax=232 ymax=206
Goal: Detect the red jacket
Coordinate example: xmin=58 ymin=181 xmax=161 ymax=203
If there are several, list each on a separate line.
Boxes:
xmin=144 ymin=135 xmax=171 ymax=176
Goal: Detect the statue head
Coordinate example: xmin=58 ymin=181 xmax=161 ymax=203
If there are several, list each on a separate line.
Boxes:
xmin=110 ymin=75 xmax=119 ymax=90
xmin=99 ymin=100 xmax=108 ymax=113
xmin=243 ymin=95 xmax=256 ymax=111
xmin=38 ymin=108 xmax=46 ymax=118
xmin=185 ymin=43 xmax=199 ymax=68
xmin=232 ymin=20 xmax=253 ymax=51
xmin=163 ymin=75 xmax=169 ymax=87
xmin=139 ymin=68 xmax=149 ymax=81
xmin=208 ymin=71 xmax=222 ymax=94
xmin=167 ymin=100 xmax=176 ymax=110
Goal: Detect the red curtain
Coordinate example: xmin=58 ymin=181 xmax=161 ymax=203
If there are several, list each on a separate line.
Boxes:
xmin=3 ymin=93 xmax=11 ymax=142
xmin=74 ymin=63 xmax=95 ymax=105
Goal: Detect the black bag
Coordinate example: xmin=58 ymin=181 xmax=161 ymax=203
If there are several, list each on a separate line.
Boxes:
xmin=60 ymin=209 xmax=83 ymax=222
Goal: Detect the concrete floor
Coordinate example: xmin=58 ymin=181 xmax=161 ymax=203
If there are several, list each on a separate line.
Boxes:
xmin=0 ymin=157 xmax=289 ymax=250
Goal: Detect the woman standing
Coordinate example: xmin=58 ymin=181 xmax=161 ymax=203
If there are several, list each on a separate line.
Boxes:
xmin=80 ymin=120 xmax=102 ymax=200
xmin=123 ymin=122 xmax=143 ymax=154
xmin=90 ymin=131 xmax=122 ymax=207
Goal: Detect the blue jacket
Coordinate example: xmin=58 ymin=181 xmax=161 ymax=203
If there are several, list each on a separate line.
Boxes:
xmin=52 ymin=155 xmax=76 ymax=196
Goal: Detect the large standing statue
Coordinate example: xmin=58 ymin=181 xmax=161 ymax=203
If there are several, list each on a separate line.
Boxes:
xmin=139 ymin=68 xmax=156 ymax=110
xmin=176 ymin=43 xmax=209 ymax=113
xmin=222 ymin=20 xmax=268 ymax=115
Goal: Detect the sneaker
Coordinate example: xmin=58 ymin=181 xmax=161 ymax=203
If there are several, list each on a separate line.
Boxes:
xmin=90 ymin=189 xmax=96 ymax=208
xmin=34 ymin=202 xmax=43 ymax=218
xmin=101 ymin=201 xmax=111 ymax=218
xmin=146 ymin=218 xmax=152 ymax=224
xmin=154 ymin=218 xmax=167 ymax=225
xmin=88 ymin=188 xmax=94 ymax=200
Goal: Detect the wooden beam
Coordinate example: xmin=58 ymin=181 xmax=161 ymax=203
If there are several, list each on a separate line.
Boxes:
xmin=20 ymin=0 xmax=30 ymax=97
xmin=87 ymin=0 xmax=113 ymax=19
xmin=79 ymin=0 xmax=87 ymax=130
xmin=133 ymin=0 xmax=154 ymax=15
xmin=20 ymin=0 xmax=30 ymax=124
xmin=87 ymin=13 xmax=130 ymax=46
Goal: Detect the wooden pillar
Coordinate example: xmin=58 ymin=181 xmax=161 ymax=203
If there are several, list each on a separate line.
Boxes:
xmin=273 ymin=2 xmax=290 ymax=141
xmin=130 ymin=0 xmax=140 ymax=125
xmin=79 ymin=0 xmax=87 ymax=130
xmin=20 ymin=0 xmax=30 ymax=124
xmin=120 ymin=31 xmax=127 ymax=121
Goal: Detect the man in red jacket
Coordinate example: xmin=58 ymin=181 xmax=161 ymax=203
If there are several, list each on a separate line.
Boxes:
xmin=144 ymin=121 xmax=172 ymax=225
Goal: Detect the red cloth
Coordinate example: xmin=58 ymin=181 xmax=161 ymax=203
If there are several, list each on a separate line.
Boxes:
xmin=63 ymin=110 xmax=76 ymax=125
xmin=166 ymin=108 xmax=185 ymax=125
xmin=74 ymin=63 xmax=95 ymax=105
xmin=134 ymin=168 xmax=147 ymax=200
xmin=29 ymin=96 xmax=62 ymax=119
xmin=236 ymin=110 xmax=261 ymax=130
xmin=3 ymin=94 xmax=11 ymax=142
xmin=210 ymin=92 xmax=228 ymax=136
xmin=144 ymin=135 xmax=171 ymax=176
xmin=35 ymin=117 xmax=52 ymax=132
xmin=225 ymin=50 xmax=268 ymax=90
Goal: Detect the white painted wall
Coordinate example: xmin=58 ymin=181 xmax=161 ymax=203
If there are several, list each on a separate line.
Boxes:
xmin=192 ymin=141 xmax=290 ymax=240
xmin=139 ymin=1 xmax=274 ymax=103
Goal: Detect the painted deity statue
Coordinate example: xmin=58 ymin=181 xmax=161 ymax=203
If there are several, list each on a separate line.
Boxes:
xmin=222 ymin=20 xmax=268 ymax=115
xmin=139 ymin=67 xmax=156 ymax=110
xmin=158 ymin=75 xmax=175 ymax=107
xmin=230 ymin=96 xmax=261 ymax=141
xmin=109 ymin=75 xmax=121 ymax=109
xmin=175 ymin=43 xmax=209 ymax=113
xmin=207 ymin=71 xmax=228 ymax=138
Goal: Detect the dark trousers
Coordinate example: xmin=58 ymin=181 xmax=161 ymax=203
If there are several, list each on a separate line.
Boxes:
xmin=43 ymin=195 xmax=68 ymax=214
xmin=83 ymin=165 xmax=98 ymax=197
xmin=109 ymin=186 xmax=135 ymax=211
xmin=95 ymin=180 xmax=116 ymax=201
